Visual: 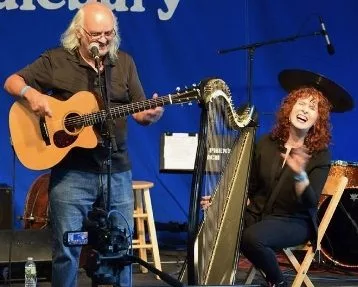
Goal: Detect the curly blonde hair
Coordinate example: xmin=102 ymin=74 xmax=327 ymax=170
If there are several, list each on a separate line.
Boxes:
xmin=271 ymin=87 xmax=332 ymax=153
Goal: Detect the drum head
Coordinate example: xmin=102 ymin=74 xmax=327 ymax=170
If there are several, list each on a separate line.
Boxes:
xmin=318 ymin=188 xmax=358 ymax=268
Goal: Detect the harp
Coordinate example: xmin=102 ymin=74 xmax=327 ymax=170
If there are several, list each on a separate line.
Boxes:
xmin=180 ymin=78 xmax=257 ymax=285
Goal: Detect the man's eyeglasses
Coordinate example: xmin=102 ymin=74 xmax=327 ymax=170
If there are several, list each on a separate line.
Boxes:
xmin=81 ymin=26 xmax=116 ymax=40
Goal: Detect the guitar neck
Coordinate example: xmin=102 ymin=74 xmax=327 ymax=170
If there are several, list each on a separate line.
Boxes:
xmin=108 ymin=96 xmax=169 ymax=119
xmin=81 ymin=93 xmax=192 ymax=127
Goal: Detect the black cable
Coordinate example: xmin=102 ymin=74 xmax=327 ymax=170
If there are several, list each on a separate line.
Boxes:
xmin=6 ymin=145 xmax=16 ymax=286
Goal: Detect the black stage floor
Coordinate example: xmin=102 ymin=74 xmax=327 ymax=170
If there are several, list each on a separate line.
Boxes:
xmin=2 ymin=249 xmax=358 ymax=286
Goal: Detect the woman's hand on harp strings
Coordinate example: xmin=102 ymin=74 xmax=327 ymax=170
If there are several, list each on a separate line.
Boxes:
xmin=200 ymin=195 xmax=212 ymax=210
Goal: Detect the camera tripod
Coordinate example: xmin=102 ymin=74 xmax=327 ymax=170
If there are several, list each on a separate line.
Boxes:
xmin=84 ymin=248 xmax=183 ymax=287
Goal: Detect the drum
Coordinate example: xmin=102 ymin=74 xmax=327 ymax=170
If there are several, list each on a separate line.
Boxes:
xmin=329 ymin=160 xmax=358 ymax=188
xmin=317 ymin=161 xmax=358 ymax=269
xmin=23 ymin=173 xmax=50 ymax=229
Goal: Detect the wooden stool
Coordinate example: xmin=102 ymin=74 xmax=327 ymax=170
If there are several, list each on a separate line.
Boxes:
xmin=132 ymin=181 xmax=162 ymax=278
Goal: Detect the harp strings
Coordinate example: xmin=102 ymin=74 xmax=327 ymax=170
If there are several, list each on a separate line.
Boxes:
xmin=200 ymin=96 xmax=243 ymax=280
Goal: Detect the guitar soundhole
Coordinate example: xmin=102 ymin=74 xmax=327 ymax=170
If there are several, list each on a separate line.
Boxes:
xmin=64 ymin=112 xmax=84 ymax=133
xmin=53 ymin=131 xmax=78 ymax=148
xmin=53 ymin=113 xmax=82 ymax=148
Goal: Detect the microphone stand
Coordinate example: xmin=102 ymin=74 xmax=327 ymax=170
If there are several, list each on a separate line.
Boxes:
xmin=92 ymin=56 xmax=120 ymax=286
xmin=87 ymin=58 xmax=184 ymax=286
xmin=94 ymin=56 xmax=118 ymax=213
xmin=218 ymin=30 xmax=322 ymax=106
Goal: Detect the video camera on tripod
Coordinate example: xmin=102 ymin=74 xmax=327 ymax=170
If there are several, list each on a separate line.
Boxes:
xmin=63 ymin=206 xmax=184 ymax=287
xmin=63 ymin=207 xmax=132 ymax=285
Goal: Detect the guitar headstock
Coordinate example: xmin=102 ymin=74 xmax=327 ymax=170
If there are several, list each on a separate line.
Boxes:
xmin=170 ymin=84 xmax=201 ymax=105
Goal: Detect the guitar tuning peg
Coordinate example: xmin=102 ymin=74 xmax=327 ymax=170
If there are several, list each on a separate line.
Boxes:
xmin=192 ymin=83 xmax=197 ymax=87
xmin=184 ymin=85 xmax=188 ymax=90
xmin=176 ymin=87 xmax=181 ymax=92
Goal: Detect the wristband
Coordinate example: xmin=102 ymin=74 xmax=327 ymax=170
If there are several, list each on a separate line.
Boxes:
xmin=294 ymin=171 xmax=308 ymax=182
xmin=19 ymin=85 xmax=31 ymax=98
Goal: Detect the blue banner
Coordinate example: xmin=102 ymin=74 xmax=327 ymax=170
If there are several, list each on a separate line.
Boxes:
xmin=1 ymin=0 xmax=357 ymax=228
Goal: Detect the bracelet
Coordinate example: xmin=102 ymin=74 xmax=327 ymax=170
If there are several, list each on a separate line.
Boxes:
xmin=294 ymin=171 xmax=309 ymax=182
xmin=19 ymin=85 xmax=31 ymax=98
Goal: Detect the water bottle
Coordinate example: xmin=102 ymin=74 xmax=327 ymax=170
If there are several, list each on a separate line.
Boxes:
xmin=24 ymin=257 xmax=37 ymax=287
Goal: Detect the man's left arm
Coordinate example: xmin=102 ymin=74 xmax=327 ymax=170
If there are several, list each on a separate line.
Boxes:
xmin=125 ymin=55 xmax=164 ymax=125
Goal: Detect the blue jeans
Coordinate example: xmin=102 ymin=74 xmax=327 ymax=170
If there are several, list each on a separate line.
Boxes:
xmin=49 ymin=169 xmax=134 ymax=287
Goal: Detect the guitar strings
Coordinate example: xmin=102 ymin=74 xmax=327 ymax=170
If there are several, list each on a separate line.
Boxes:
xmin=62 ymin=95 xmax=181 ymax=127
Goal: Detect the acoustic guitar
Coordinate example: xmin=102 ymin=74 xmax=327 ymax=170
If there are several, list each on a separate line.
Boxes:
xmin=9 ymin=89 xmax=199 ymax=170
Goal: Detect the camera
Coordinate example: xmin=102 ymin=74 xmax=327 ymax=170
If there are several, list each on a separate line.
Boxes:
xmin=63 ymin=230 xmax=89 ymax=246
xmin=63 ymin=207 xmax=131 ymax=285
xmin=63 ymin=208 xmax=129 ymax=252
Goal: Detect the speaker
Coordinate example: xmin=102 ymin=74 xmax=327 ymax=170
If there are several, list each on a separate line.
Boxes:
xmin=0 ymin=185 xmax=12 ymax=229
xmin=0 ymin=229 xmax=52 ymax=282
xmin=0 ymin=230 xmax=11 ymax=263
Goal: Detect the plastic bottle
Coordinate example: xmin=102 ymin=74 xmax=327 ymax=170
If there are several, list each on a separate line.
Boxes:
xmin=24 ymin=257 xmax=37 ymax=287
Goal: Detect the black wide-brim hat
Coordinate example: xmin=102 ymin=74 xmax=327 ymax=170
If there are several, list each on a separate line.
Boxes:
xmin=278 ymin=69 xmax=354 ymax=113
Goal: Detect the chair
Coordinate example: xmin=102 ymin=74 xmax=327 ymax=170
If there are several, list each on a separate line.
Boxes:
xmin=131 ymin=180 xmax=162 ymax=279
xmin=245 ymin=175 xmax=348 ymax=287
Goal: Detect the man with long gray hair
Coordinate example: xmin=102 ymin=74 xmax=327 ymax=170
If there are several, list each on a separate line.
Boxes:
xmin=4 ymin=2 xmax=163 ymax=286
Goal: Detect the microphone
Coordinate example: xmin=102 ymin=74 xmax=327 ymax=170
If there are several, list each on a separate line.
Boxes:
xmin=319 ymin=16 xmax=335 ymax=55
xmin=88 ymin=42 xmax=100 ymax=60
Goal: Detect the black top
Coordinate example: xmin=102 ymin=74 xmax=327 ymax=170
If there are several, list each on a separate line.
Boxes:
xmin=17 ymin=47 xmax=146 ymax=173
xmin=246 ymin=134 xmax=331 ymax=234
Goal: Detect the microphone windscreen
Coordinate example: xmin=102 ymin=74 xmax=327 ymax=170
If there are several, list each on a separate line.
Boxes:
xmin=88 ymin=42 xmax=100 ymax=58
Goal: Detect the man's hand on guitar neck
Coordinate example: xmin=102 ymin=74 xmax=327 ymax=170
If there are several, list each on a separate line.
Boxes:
xmin=133 ymin=93 xmax=164 ymax=125
xmin=22 ymin=88 xmax=53 ymax=118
